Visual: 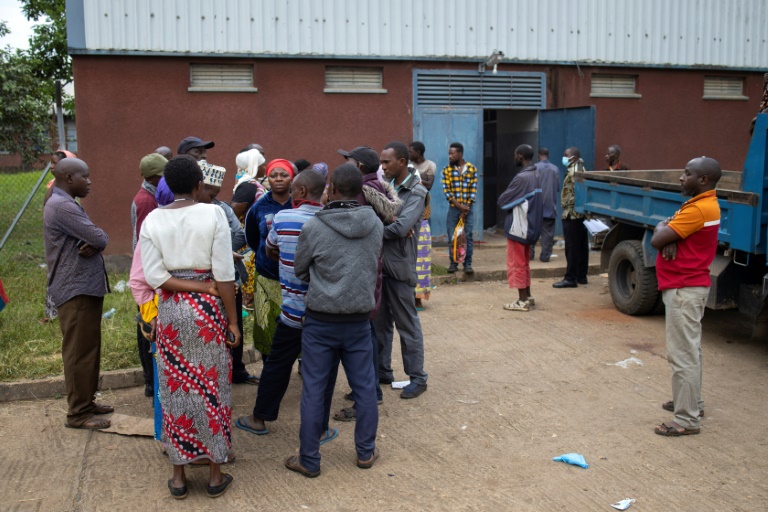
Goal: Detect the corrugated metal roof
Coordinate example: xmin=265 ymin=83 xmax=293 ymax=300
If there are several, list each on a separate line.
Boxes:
xmin=70 ymin=0 xmax=768 ymax=69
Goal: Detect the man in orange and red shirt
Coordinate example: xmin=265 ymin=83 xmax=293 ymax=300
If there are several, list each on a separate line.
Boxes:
xmin=650 ymin=157 xmax=721 ymax=437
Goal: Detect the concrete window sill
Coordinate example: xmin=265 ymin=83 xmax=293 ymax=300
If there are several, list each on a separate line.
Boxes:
xmin=702 ymin=95 xmax=748 ymax=101
xmin=187 ymin=87 xmax=258 ymax=93
xmin=323 ymin=88 xmax=388 ymax=94
xmin=589 ymin=93 xmax=642 ymax=99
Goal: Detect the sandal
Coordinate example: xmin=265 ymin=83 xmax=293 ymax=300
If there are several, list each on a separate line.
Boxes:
xmin=654 ymin=421 xmax=700 ymax=437
xmin=661 ymin=401 xmax=704 ymax=417
xmin=333 ymin=407 xmax=357 ymax=422
xmin=503 ymin=300 xmax=530 ymax=312
xmin=65 ymin=417 xmax=111 ymax=430
xmin=319 ymin=427 xmax=339 ymax=445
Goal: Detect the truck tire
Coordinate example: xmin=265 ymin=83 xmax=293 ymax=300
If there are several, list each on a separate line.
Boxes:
xmin=608 ymin=240 xmax=660 ymax=315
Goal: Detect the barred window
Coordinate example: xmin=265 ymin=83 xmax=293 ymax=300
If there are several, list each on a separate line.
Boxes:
xmin=703 ymin=76 xmax=747 ymax=100
xmin=324 ymin=67 xmax=387 ymax=94
xmin=590 ymin=74 xmax=640 ymax=98
xmin=189 ymin=64 xmax=257 ymax=92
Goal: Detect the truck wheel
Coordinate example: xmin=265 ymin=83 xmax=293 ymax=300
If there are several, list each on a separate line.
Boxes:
xmin=608 ymin=240 xmax=659 ymax=315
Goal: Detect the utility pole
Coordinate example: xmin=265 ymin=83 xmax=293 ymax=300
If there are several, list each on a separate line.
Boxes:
xmin=55 ymin=80 xmax=65 ymax=150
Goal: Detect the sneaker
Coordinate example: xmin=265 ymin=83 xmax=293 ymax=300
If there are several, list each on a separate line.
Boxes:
xmin=447 ymin=263 xmax=458 ymax=274
xmin=400 ymin=382 xmax=427 ymax=399
xmin=503 ymin=300 xmax=530 ymax=312
xmin=463 ymin=265 xmax=474 ymax=274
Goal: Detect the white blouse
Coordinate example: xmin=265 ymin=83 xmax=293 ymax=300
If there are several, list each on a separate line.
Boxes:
xmin=140 ymin=203 xmax=235 ymax=289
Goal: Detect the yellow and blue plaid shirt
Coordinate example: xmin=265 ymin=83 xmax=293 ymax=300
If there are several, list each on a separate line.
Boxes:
xmin=441 ymin=161 xmax=478 ymax=206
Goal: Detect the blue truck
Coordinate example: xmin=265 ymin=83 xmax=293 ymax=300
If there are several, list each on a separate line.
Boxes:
xmin=574 ymin=114 xmax=768 ymax=337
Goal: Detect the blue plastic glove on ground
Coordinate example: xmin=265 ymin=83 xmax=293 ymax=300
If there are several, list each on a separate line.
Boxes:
xmin=552 ymin=453 xmax=588 ymax=468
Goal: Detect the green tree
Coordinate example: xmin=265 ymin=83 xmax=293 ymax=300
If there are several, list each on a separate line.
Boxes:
xmin=0 ymin=20 xmax=54 ymax=166
xmin=22 ymin=0 xmax=71 ymax=91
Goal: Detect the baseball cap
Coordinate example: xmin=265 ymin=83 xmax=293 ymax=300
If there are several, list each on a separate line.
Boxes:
xmin=139 ymin=153 xmax=167 ymax=178
xmin=337 ymin=146 xmax=379 ymax=173
xmin=177 ymin=136 xmax=215 ymax=155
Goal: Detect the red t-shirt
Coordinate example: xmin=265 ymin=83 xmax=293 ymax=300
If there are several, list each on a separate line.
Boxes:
xmin=656 ymin=190 xmax=720 ymax=290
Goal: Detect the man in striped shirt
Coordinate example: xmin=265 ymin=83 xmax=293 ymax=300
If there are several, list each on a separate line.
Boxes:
xmin=235 ymin=170 xmax=336 ymax=443
xmin=441 ymin=142 xmax=478 ymax=274
xmin=651 ymin=157 xmax=721 ymax=437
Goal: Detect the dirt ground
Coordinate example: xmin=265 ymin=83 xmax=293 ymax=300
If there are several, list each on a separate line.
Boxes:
xmin=2 ymin=277 xmax=767 ymax=511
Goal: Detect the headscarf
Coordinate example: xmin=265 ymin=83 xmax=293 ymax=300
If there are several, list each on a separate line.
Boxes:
xmin=60 ymin=150 xmax=77 ymax=159
xmin=311 ymin=162 xmax=329 ymax=180
xmin=234 ymin=148 xmax=266 ymax=192
xmin=266 ymin=159 xmax=295 ymax=180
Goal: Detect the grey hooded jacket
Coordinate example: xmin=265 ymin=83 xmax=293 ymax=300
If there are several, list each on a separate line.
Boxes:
xmin=295 ymin=203 xmax=384 ymax=319
xmin=382 ymin=168 xmax=427 ymax=286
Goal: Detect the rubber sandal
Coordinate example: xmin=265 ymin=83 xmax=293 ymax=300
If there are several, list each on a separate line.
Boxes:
xmin=168 ymin=479 xmax=188 ymax=499
xmin=333 ymin=407 xmax=357 ymax=422
xmin=662 ymin=401 xmax=704 ymax=417
xmin=207 ymin=473 xmax=234 ymax=498
xmin=654 ymin=421 xmax=700 ymax=437
xmin=285 ymin=455 xmax=320 ymax=478
xmin=235 ymin=416 xmax=269 ymax=435
xmin=319 ymin=428 xmax=338 ymax=446
xmin=65 ymin=417 xmax=111 ymax=430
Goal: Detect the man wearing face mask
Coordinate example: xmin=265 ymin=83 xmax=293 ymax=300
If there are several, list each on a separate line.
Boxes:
xmin=497 ymin=145 xmax=543 ymax=312
xmin=553 ymin=147 xmax=589 ymax=288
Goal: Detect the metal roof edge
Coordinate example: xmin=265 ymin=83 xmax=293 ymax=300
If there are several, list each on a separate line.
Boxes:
xmin=66 ymin=49 xmax=768 ymax=73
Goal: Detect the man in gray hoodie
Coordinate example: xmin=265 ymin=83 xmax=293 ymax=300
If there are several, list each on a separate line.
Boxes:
xmin=287 ymin=164 xmax=384 ymax=478
xmin=375 ymin=142 xmax=429 ymax=400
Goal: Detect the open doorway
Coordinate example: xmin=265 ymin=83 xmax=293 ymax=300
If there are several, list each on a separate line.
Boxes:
xmin=482 ymin=109 xmax=540 ymax=229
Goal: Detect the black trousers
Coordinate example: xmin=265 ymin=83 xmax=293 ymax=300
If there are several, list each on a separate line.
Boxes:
xmin=230 ymin=287 xmax=250 ymax=382
xmin=136 ymin=308 xmax=154 ymax=389
xmin=562 ymin=217 xmax=589 ymax=282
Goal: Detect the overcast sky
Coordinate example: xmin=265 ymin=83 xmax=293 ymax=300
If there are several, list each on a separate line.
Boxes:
xmin=0 ymin=0 xmax=35 ymax=50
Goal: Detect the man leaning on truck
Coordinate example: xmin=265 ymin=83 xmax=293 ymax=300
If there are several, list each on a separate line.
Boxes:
xmin=650 ymin=157 xmax=721 ymax=437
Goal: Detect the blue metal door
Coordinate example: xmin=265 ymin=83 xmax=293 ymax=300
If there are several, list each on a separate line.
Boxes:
xmin=415 ymin=109 xmax=484 ymax=243
xmin=538 ymin=106 xmax=596 ymax=235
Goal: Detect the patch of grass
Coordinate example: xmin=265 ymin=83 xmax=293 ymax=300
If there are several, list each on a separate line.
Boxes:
xmin=0 ymin=171 xmax=255 ymax=382
xmin=0 ymin=172 xmax=137 ymax=380
xmin=432 ymin=263 xmax=449 ymax=276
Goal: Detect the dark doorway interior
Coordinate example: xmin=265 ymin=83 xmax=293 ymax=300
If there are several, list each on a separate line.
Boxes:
xmin=482 ymin=109 xmax=540 ymax=229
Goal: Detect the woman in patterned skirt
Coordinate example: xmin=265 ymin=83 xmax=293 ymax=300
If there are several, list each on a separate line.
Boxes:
xmin=141 ymin=155 xmax=241 ymax=499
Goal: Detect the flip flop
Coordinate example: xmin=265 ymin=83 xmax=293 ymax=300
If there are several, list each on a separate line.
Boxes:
xmin=319 ymin=427 xmax=338 ymax=446
xmin=235 ymin=416 xmax=269 ymax=435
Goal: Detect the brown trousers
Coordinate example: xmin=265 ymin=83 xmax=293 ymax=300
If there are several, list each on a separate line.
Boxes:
xmin=57 ymin=295 xmax=104 ymax=426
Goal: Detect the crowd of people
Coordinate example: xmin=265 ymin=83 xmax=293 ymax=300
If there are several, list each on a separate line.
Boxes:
xmin=41 ymin=120 xmax=729 ymax=498
xmin=43 ymin=136 xmax=443 ymax=498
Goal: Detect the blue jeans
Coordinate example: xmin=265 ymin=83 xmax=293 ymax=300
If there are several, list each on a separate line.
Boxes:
xmin=299 ymin=315 xmax=378 ymax=472
xmin=447 ymin=205 xmax=474 ymax=266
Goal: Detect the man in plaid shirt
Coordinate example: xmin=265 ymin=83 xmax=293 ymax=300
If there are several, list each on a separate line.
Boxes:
xmin=441 ymin=142 xmax=478 ymax=273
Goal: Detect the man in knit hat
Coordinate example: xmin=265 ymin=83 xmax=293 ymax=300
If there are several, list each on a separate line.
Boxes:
xmin=131 ymin=152 xmax=166 ymax=397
